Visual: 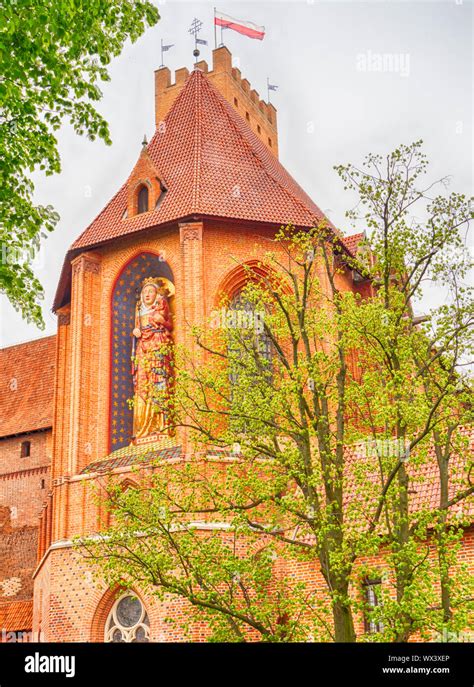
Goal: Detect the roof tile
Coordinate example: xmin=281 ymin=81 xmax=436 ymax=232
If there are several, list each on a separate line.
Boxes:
xmin=72 ymin=69 xmax=328 ymax=252
xmin=0 ymin=336 xmax=56 ymax=438
xmin=0 ymin=599 xmax=33 ymax=632
xmin=53 ymin=68 xmax=337 ymax=310
xmin=342 ymin=232 xmax=365 ymax=256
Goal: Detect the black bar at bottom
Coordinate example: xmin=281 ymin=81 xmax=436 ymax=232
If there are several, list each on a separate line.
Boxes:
xmin=0 ymin=642 xmax=471 ymax=686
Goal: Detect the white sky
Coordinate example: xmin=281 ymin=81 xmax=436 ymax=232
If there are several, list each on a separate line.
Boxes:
xmin=0 ymin=0 xmax=472 ymax=347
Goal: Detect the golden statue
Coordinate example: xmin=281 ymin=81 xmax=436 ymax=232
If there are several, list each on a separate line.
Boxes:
xmin=131 ymin=277 xmax=175 ymax=440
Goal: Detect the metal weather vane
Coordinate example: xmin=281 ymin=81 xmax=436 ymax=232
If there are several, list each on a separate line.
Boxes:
xmin=267 ymin=77 xmax=279 ymax=103
xmin=188 ymin=17 xmax=207 ymax=63
xmin=160 ymin=39 xmax=174 ymax=68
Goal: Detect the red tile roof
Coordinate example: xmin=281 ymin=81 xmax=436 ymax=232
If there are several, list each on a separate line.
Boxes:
xmin=345 ymin=426 xmax=474 ymax=525
xmin=81 ymin=445 xmax=182 ymax=474
xmin=0 ymin=336 xmax=56 ymax=438
xmin=0 ymin=599 xmax=33 ymax=632
xmin=53 ymin=68 xmax=344 ymax=310
xmin=73 ymin=68 xmax=329 ymax=248
xmin=342 ymin=232 xmax=365 ymax=256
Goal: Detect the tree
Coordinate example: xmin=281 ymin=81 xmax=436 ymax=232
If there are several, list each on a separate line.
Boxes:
xmin=336 ymin=141 xmax=473 ymax=640
xmin=0 ymin=0 xmax=159 ymax=324
xmin=82 ymin=141 xmax=473 ymax=642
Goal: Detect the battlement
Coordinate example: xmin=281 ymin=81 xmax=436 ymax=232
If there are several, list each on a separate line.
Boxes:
xmin=154 ymin=46 xmax=278 ymax=157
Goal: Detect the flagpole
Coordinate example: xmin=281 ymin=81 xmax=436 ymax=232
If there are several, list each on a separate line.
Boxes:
xmin=267 ymin=77 xmax=269 ymax=103
xmin=214 ymin=7 xmax=217 ymax=49
xmin=160 ymin=39 xmax=164 ymax=68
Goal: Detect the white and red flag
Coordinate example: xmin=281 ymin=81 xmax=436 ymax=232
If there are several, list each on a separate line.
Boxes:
xmin=214 ymin=11 xmax=265 ymax=40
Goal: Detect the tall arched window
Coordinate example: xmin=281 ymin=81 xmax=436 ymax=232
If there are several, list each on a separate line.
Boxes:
xmin=230 ymin=290 xmax=272 ymax=361
xmin=137 ymin=185 xmax=149 ymax=214
xmin=228 ymin=289 xmax=272 ymax=388
xmin=105 ymin=594 xmax=150 ymax=642
xmin=226 ymin=289 xmax=273 ymax=436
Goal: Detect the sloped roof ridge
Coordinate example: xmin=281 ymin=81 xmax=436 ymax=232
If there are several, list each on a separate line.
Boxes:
xmin=197 ymin=70 xmax=326 ymax=228
xmin=0 ymin=333 xmax=55 ymax=353
xmin=192 ymin=68 xmax=202 ymax=211
xmin=73 ymin=183 xmax=127 ymax=249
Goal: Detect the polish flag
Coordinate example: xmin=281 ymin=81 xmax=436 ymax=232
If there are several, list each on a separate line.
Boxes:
xmin=215 ymin=11 xmax=265 ymax=40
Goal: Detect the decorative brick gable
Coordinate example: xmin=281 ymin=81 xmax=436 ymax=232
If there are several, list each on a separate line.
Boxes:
xmin=126 ymin=148 xmax=166 ymax=219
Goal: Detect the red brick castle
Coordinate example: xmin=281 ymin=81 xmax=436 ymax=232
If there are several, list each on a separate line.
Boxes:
xmin=0 ymin=48 xmax=471 ymax=642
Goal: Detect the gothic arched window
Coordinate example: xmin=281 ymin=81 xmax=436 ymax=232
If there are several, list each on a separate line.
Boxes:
xmin=228 ymin=289 xmax=272 ymax=388
xmin=226 ymin=289 xmax=273 ymax=437
xmin=105 ymin=594 xmax=150 ymax=643
xmin=137 ymin=185 xmax=149 ymax=214
xmin=230 ymin=289 xmax=272 ymax=358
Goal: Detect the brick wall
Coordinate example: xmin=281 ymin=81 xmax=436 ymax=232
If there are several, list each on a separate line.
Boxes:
xmin=155 ymin=47 xmax=278 ymax=156
xmin=33 ymin=523 xmax=474 ymax=642
xmin=0 ymin=430 xmax=51 ymax=528
xmin=34 ymin=545 xmax=213 ymax=642
xmin=0 ymin=430 xmax=51 ymax=476
xmin=0 ymin=525 xmax=38 ymax=602
xmin=41 ymin=216 xmax=370 ymax=559
xmin=31 ymin=201 xmax=472 ymax=642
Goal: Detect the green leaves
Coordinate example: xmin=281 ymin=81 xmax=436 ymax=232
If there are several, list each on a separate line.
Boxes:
xmin=0 ymin=0 xmax=159 ymax=324
xmin=83 ymin=142 xmax=472 ymax=642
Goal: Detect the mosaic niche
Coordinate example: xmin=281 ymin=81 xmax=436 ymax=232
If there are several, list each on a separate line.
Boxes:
xmin=110 ymin=252 xmax=174 ymax=451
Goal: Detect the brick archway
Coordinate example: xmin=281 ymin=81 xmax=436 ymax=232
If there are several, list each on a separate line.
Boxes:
xmin=214 ymin=260 xmax=291 ymax=306
xmin=90 ymin=586 xmax=150 ymax=642
xmin=90 ymin=587 xmax=120 ymax=642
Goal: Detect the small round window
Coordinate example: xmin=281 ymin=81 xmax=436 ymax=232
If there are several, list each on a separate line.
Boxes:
xmin=105 ymin=594 xmax=150 ymax=642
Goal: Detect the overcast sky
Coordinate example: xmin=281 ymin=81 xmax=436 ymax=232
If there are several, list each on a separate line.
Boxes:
xmin=1 ymin=0 xmax=472 ymax=348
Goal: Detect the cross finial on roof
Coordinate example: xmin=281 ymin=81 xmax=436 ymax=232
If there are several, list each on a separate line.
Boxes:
xmin=189 ymin=17 xmax=203 ymax=63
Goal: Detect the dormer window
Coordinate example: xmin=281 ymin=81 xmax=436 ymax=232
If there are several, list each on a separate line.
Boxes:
xmin=137 ymin=185 xmax=149 ymax=214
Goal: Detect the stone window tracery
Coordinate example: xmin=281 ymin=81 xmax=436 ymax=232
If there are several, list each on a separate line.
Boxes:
xmin=104 ymin=594 xmax=150 ymax=643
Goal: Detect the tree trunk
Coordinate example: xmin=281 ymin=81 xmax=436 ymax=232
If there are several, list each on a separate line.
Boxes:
xmin=332 ymin=594 xmax=357 ymax=642
xmin=320 ymin=545 xmax=357 ymax=642
xmin=435 ymin=432 xmax=453 ymax=627
xmin=394 ymin=461 xmax=413 ymax=642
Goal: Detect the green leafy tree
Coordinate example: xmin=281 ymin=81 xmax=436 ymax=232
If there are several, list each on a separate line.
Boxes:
xmin=81 ymin=468 xmax=330 ymax=642
xmin=0 ymin=0 xmax=159 ymax=324
xmin=82 ymin=142 xmax=473 ymax=642
xmin=337 ymin=141 xmax=473 ymax=640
